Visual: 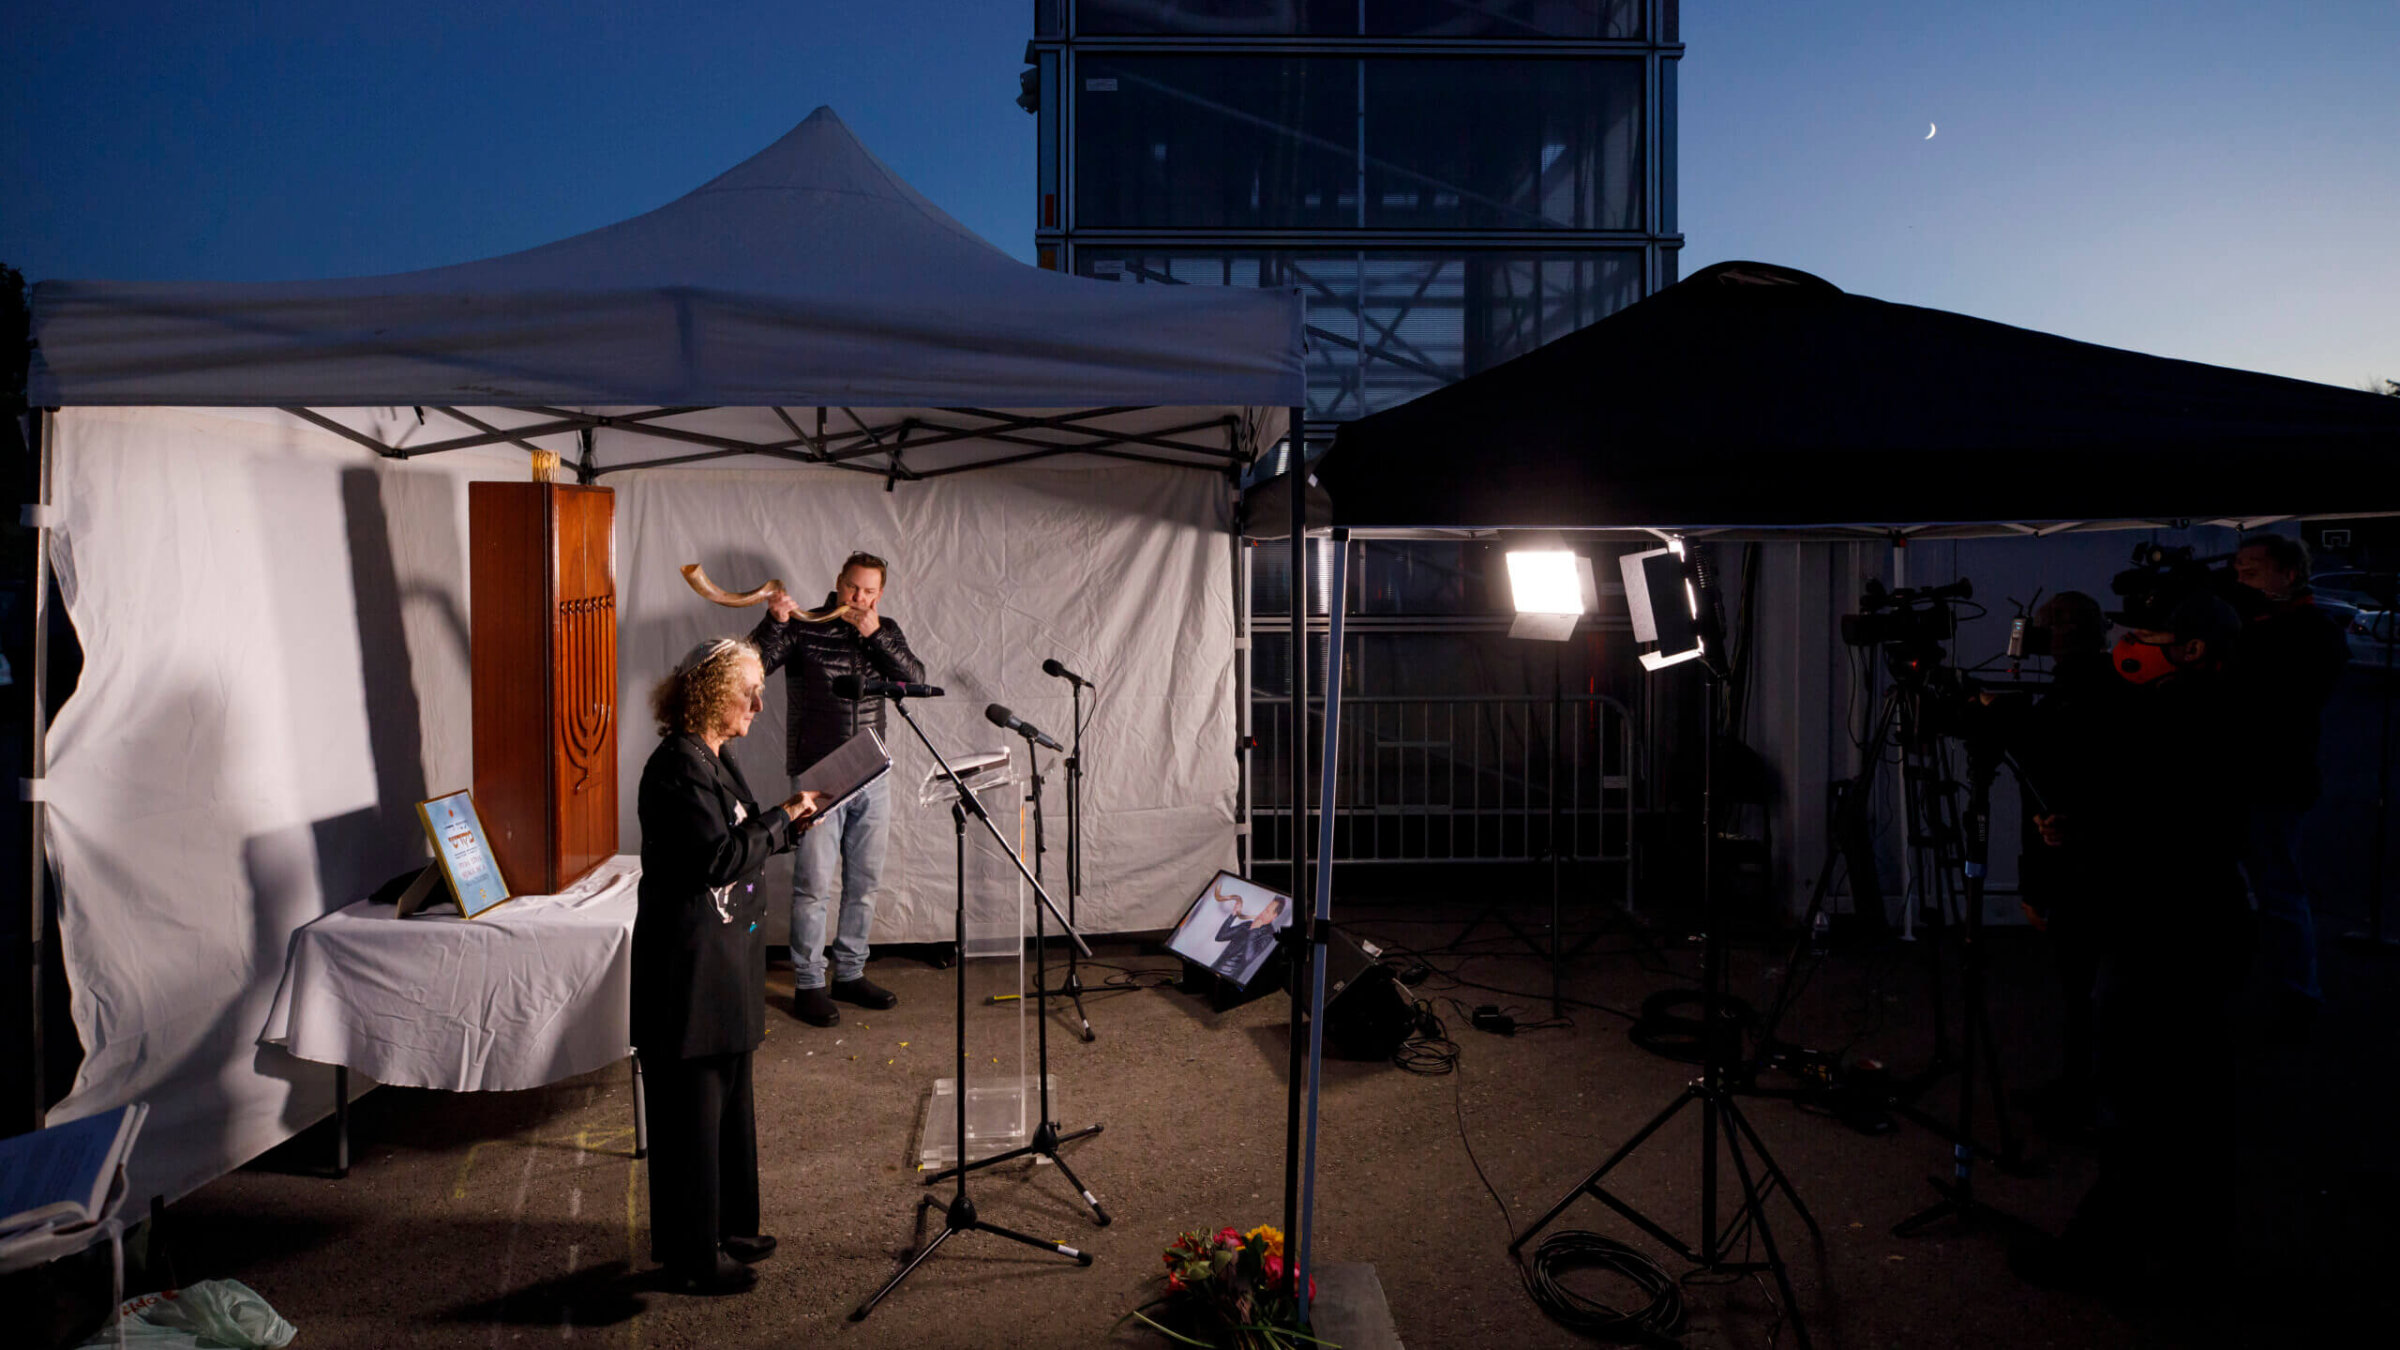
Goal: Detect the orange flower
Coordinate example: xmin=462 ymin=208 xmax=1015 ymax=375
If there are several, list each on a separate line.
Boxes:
xmin=1244 ymin=1224 xmax=1285 ymax=1258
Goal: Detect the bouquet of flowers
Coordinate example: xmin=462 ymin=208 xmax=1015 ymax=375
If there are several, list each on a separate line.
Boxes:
xmin=1124 ymin=1224 xmax=1332 ymax=1350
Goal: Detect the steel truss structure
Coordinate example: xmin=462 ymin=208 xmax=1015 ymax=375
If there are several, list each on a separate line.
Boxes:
xmin=273 ymin=403 xmax=1262 ymax=485
xmin=1029 ymin=1 xmax=1685 ymax=425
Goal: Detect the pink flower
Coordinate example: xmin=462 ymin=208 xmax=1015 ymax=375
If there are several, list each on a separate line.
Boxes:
xmin=1215 ymin=1226 xmax=1244 ymax=1248
xmin=1263 ymin=1253 xmax=1284 ymax=1284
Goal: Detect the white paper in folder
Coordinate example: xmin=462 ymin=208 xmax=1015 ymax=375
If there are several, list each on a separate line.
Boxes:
xmin=794 ymin=728 xmax=893 ymax=814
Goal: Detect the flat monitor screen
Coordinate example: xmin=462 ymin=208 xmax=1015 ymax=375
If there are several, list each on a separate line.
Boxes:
xmin=1166 ymin=871 xmax=1294 ymax=989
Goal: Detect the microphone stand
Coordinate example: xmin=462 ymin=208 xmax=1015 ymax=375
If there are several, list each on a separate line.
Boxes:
xmin=987 ymin=680 xmax=1100 ymax=1040
xmin=922 ymin=728 xmax=1109 ymax=1223
xmin=1057 ymin=676 xmax=1094 ymax=1038
xmin=851 ymin=694 xmax=1094 ymax=1322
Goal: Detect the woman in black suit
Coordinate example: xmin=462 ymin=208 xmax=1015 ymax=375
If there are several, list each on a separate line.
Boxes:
xmin=634 ymin=637 xmax=821 ymax=1295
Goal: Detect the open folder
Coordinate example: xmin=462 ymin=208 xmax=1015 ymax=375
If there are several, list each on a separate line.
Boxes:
xmin=794 ymin=727 xmax=893 ymax=816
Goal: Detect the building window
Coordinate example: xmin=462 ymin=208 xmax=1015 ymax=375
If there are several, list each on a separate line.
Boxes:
xmin=1073 ymin=0 xmax=1647 ymax=40
xmin=1076 ymin=55 xmax=1643 ymax=231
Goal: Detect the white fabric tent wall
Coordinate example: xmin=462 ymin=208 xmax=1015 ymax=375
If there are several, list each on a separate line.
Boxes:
xmin=40 ymin=407 xmax=524 ymax=1206
xmin=610 ymin=463 xmax=1239 ymax=943
xmin=36 ymin=407 xmax=1240 ymax=1207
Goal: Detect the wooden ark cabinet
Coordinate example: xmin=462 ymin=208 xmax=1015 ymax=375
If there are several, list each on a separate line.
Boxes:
xmin=469 ymin=482 xmax=618 ymax=895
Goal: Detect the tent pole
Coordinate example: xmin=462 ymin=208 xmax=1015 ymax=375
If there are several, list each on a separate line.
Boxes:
xmin=22 ymin=408 xmax=56 ymax=1132
xmin=1280 ymin=408 xmax=1309 ymax=1296
xmin=1236 ymin=526 xmax=1253 ymax=874
xmin=1296 ymin=527 xmax=1348 ymax=1325
xmin=1890 ymin=535 xmax=1915 ymax=941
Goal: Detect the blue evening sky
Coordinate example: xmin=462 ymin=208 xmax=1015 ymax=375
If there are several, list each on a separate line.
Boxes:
xmin=5 ymin=2 xmax=2394 ymax=389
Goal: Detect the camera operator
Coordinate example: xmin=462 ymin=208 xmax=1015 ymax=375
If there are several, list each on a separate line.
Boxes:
xmin=2013 ymin=592 xmax=2117 ymax=1133
xmin=2013 ymin=589 xmax=2250 ymax=1291
xmin=2230 ymin=533 xmax=2349 ymax=1043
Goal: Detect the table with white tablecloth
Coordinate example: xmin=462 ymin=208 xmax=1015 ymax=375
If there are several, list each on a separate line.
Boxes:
xmin=259 ymin=856 xmax=646 ymax=1173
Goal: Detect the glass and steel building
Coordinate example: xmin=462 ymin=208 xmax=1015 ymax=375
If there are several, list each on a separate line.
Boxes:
xmin=1023 ymin=3 xmax=1681 ymax=884
xmin=1026 ymin=0 xmax=1681 ymax=424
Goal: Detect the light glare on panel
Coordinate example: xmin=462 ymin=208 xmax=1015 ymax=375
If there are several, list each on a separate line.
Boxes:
xmin=1506 ymin=550 xmax=1586 ymax=615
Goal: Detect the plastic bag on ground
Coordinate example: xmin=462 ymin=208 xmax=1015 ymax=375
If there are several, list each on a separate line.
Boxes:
xmin=77 ymin=1279 xmax=297 ymax=1349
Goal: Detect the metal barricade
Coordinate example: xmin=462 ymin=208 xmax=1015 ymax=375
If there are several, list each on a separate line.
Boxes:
xmin=1247 ymin=694 xmax=1636 ymax=881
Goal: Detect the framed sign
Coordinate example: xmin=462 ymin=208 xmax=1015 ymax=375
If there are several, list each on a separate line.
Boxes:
xmin=1166 ymin=870 xmax=1293 ymax=991
xmin=416 ymin=790 xmax=513 ymax=918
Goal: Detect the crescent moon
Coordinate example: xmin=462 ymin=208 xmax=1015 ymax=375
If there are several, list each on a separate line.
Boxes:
xmin=1925 ymin=123 xmax=1937 ymax=140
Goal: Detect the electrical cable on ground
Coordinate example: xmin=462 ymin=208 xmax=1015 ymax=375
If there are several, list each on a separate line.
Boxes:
xmin=1443 ymin=1013 xmax=1687 ymax=1346
xmin=1368 ymin=937 xmax=1647 ymax=1024
xmin=1391 ymin=998 xmax=1459 ymax=1075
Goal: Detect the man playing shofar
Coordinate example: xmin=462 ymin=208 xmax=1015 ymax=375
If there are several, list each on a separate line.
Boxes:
xmin=753 ymin=551 xmax=926 ymax=1027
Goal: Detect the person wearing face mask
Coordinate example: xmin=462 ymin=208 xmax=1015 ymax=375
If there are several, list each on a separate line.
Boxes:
xmin=2229 ymin=533 xmax=2349 ymax=1043
xmin=2014 ymin=588 xmax=2250 ymax=1292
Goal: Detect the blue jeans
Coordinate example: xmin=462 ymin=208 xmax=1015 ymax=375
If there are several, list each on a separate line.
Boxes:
xmin=790 ymin=774 xmax=890 ymax=989
xmin=2244 ymin=804 xmax=2320 ymax=1003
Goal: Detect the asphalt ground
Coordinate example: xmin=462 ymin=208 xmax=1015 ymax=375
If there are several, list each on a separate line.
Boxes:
xmin=140 ymin=668 xmax=2400 ymax=1348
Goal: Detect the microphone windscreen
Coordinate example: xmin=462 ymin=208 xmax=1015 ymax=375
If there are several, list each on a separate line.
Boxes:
xmin=829 ymin=674 xmax=866 ymax=699
xmin=984 ymin=703 xmax=1014 ymax=728
xmin=1042 ymin=658 xmax=1067 ymax=678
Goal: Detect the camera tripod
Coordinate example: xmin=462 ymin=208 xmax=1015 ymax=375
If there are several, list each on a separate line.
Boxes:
xmin=851 ymin=697 xmax=1096 ymax=1322
xmin=925 ymin=729 xmax=1109 ymax=1225
xmin=1513 ymin=665 xmax=1821 ymax=1347
xmin=1888 ymin=734 xmax=2044 ymax=1243
xmin=1751 ymin=672 xmax=2026 ymax=1175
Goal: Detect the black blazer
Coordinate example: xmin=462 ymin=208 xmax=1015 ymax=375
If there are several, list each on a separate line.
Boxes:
xmin=633 ymin=733 xmax=796 ymax=1060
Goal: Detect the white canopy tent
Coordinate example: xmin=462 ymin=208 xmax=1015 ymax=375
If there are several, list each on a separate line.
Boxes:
xmin=22 ymin=107 xmax=1306 ymax=1208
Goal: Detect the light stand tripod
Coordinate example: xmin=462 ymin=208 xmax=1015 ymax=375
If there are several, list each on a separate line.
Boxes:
xmin=851 ymin=697 xmax=1096 ymax=1322
xmin=1890 ymin=731 xmax=2042 ymax=1243
xmin=1451 ymin=652 xmax=1572 ymax=1011
xmin=1512 ymin=664 xmax=1821 ymax=1348
xmin=1452 ymin=632 xmax=1658 ymax=1016
xmin=923 ymin=728 xmax=1109 ymax=1225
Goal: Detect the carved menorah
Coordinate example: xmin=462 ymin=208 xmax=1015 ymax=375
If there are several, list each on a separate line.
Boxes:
xmin=470 ymin=481 xmax=619 ymax=893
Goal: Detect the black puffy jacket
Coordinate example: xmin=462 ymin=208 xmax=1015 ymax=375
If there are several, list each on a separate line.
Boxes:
xmin=749 ymin=596 xmax=927 ymax=774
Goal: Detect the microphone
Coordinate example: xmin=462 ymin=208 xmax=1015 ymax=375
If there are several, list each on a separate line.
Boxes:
xmin=829 ymin=674 xmax=945 ymax=699
xmin=1041 ymin=658 xmax=1092 ymax=688
xmin=985 ymin=703 xmax=1064 ymax=751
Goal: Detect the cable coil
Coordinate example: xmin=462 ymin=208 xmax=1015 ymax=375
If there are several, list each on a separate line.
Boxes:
xmin=1519 ymin=1229 xmax=1687 ymax=1346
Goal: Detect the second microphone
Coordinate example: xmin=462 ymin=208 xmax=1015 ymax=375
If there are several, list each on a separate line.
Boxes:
xmin=985 ymin=703 xmax=1063 ymax=751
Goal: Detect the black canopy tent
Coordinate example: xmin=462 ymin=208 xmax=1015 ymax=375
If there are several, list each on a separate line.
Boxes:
xmin=1313 ymin=261 xmax=2400 ymax=537
xmin=1264 ymin=261 xmax=2400 ymax=1329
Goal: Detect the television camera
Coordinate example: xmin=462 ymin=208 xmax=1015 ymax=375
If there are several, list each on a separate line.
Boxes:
xmin=1840 ymin=577 xmax=1973 ymax=682
xmin=2108 ymin=541 xmax=2268 ymax=630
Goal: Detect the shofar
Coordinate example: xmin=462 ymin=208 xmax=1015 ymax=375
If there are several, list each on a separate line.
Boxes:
xmin=679 ymin=564 xmax=851 ymax=621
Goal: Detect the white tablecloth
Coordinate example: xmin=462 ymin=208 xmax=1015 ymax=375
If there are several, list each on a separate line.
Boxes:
xmin=259 ymin=856 xmax=642 ymax=1091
